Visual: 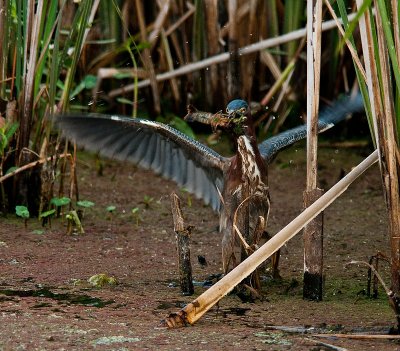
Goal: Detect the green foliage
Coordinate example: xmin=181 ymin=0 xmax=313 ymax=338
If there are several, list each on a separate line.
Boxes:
xmin=106 ymin=205 xmax=116 ymax=212
xmin=5 ymin=166 xmax=18 ymax=175
xmin=283 ymin=0 xmax=305 ymax=60
xmin=39 ymin=209 xmax=56 ymax=219
xmin=341 ymin=0 xmax=373 ymax=45
xmin=51 ymin=197 xmax=71 ymax=207
xmin=336 ymin=0 xmax=374 ymax=144
xmin=156 ymin=115 xmax=196 ymax=140
xmin=180 ymin=187 xmax=192 ymax=208
xmin=70 ymin=75 xmax=98 ymax=99
xmin=337 ymin=0 xmax=400 ymax=141
xmin=66 ymin=210 xmax=85 ymax=235
xmin=0 ymin=121 xmax=19 ymax=157
xmin=15 ymin=205 xmax=29 ymax=219
xmin=116 ymin=97 xmax=134 ymax=106
xmin=77 ymin=200 xmax=95 ymax=208
xmin=141 ymin=195 xmax=154 ymax=209
xmin=131 ymin=207 xmax=142 ymax=225
xmin=0 ymin=0 xmax=102 ymax=212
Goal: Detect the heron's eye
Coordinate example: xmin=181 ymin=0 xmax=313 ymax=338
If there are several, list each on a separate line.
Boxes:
xmin=239 ymin=107 xmax=246 ymax=114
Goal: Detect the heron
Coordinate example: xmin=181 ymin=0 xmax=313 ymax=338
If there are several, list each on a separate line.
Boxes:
xmin=56 ymin=94 xmax=364 ymax=286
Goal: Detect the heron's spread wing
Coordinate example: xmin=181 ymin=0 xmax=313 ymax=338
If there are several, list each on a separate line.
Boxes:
xmin=258 ymin=93 xmax=364 ymax=164
xmin=56 ymin=114 xmax=227 ymax=211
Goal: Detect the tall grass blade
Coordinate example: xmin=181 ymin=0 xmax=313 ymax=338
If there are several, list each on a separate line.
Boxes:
xmin=283 ymin=0 xmax=305 ymax=60
xmin=376 ymin=0 xmax=400 ymax=105
xmin=336 ymin=0 xmax=375 ymax=145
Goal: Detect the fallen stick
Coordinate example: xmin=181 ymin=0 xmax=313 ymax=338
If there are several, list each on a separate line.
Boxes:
xmin=313 ymin=333 xmax=400 ymax=340
xmin=266 ymin=325 xmax=316 ymax=333
xmin=161 ymin=150 xmax=379 ymax=328
xmin=306 ymin=338 xmax=348 ymax=351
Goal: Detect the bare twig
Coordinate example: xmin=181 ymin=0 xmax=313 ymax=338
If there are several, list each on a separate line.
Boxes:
xmin=164 ymin=2 xmax=195 ymax=36
xmin=348 ymin=260 xmax=391 ymax=296
xmin=348 ymin=259 xmax=400 ymax=330
xmin=148 ymin=0 xmax=171 ymax=46
xmin=0 ymin=153 xmax=72 ymax=184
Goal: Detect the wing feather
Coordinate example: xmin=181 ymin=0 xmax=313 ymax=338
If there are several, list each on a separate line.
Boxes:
xmin=56 ymin=114 xmax=226 ymax=211
xmin=258 ymin=93 xmax=364 ymax=164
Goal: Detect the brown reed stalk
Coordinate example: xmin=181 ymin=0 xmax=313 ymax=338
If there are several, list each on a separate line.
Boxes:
xmin=356 ymin=0 xmax=400 ymax=296
xmin=204 ymin=0 xmax=222 ymax=105
xmin=227 ymin=0 xmax=239 ymax=100
xmin=134 ymin=0 xmax=161 ymax=115
xmin=303 ymin=0 xmax=324 ymax=301
xmin=241 ymin=0 xmax=259 ymax=100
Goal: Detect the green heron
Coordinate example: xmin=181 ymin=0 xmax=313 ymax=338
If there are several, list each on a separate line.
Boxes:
xmin=57 ymin=94 xmax=363 ymax=277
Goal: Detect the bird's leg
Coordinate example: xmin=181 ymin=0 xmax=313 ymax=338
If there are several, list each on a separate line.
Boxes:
xmin=222 ymin=249 xmax=237 ymax=275
xmin=239 ymin=177 xmax=251 ymax=268
xmin=271 ymin=250 xmax=281 ymax=279
xmin=249 ymin=216 xmax=266 ymax=292
xmin=222 ymin=219 xmax=238 ymax=274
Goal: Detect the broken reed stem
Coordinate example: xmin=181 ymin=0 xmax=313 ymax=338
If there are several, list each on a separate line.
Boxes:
xmin=109 ymin=12 xmax=360 ymax=97
xmin=0 ymin=153 xmax=71 ymax=183
xmin=164 ymin=2 xmax=195 ymax=36
xmin=170 ymin=193 xmax=194 ymax=296
xmin=148 ymin=0 xmax=171 ymax=47
xmin=162 ymin=150 xmax=379 ymax=328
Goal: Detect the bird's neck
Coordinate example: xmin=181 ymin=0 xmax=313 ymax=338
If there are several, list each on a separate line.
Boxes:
xmin=236 ymin=134 xmax=265 ymax=177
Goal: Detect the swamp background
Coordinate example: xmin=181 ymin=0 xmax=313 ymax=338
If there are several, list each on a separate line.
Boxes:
xmin=0 ymin=0 xmax=399 ymax=350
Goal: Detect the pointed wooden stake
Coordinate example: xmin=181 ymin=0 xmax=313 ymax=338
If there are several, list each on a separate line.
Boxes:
xmin=170 ymin=193 xmax=194 ymax=296
xmin=303 ymin=188 xmax=324 ymax=300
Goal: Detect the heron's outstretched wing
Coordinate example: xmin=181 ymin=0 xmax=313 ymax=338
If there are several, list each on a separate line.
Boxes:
xmin=258 ymin=93 xmax=364 ymax=164
xmin=56 ymin=114 xmax=227 ymax=211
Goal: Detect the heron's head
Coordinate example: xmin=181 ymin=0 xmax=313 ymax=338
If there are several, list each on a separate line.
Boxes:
xmin=184 ymin=99 xmax=252 ymax=136
xmin=226 ymin=99 xmax=249 ymax=117
xmin=225 ymin=99 xmax=250 ymax=135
